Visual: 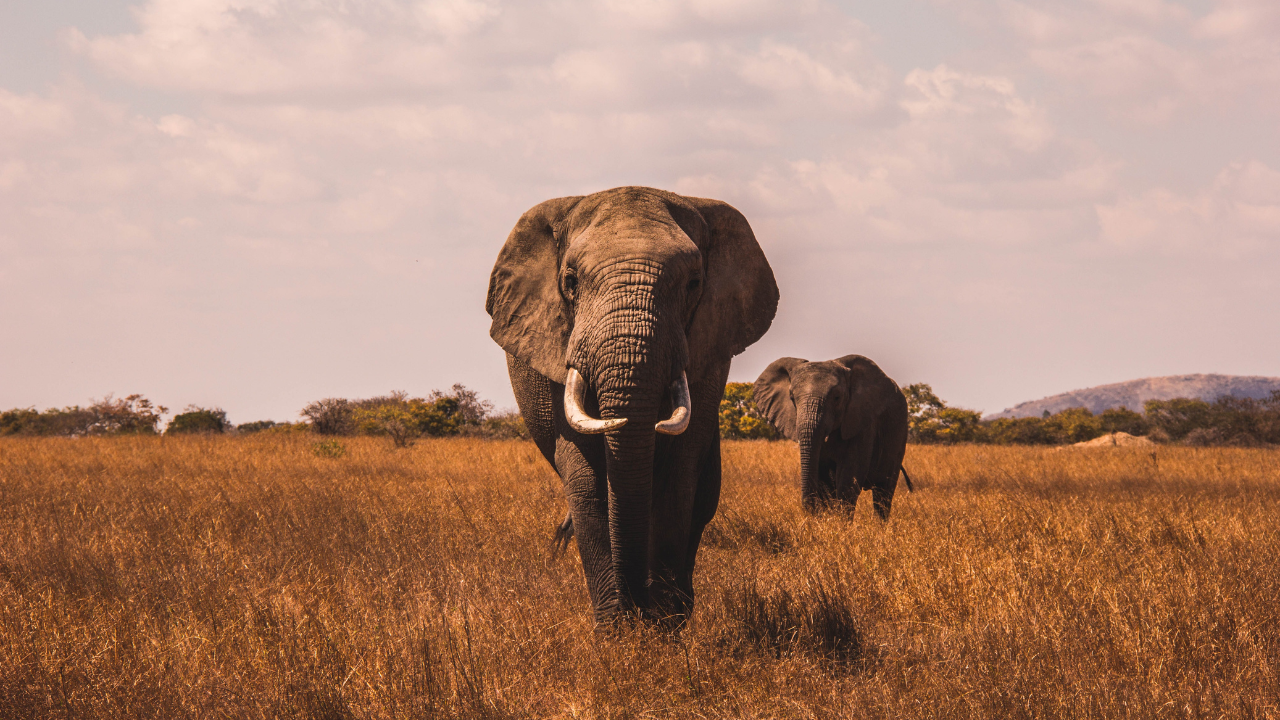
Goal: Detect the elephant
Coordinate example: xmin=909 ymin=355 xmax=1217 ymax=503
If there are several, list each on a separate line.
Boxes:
xmin=753 ymin=355 xmax=912 ymax=517
xmin=485 ymin=186 xmax=778 ymax=625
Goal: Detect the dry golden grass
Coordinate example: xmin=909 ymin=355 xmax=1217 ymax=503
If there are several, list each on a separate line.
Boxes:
xmin=0 ymin=436 xmax=1276 ymax=718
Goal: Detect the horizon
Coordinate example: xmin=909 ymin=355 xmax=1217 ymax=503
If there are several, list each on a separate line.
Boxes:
xmin=12 ymin=370 xmax=1280 ymax=428
xmin=3 ymin=0 xmax=1278 ymax=422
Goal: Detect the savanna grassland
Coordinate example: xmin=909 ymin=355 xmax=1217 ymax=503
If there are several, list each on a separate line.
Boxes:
xmin=0 ymin=436 xmax=1276 ymax=719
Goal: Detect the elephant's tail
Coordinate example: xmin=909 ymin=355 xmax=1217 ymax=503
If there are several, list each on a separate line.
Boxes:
xmin=900 ymin=466 xmax=915 ymax=493
xmin=551 ymin=513 xmax=574 ymax=560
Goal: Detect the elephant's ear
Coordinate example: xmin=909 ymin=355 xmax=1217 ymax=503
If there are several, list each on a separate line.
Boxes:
xmin=683 ymin=197 xmax=779 ymax=377
xmin=834 ymin=355 xmax=890 ymax=425
xmin=754 ymin=357 xmax=806 ymax=440
xmin=486 ymin=196 xmax=583 ymax=384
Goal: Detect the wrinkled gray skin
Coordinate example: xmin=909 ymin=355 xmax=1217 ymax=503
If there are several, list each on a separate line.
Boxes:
xmin=754 ymin=355 xmax=909 ymax=517
xmin=486 ymin=187 xmax=778 ymax=626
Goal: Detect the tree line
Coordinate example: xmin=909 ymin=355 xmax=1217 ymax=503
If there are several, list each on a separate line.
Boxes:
xmin=5 ymin=382 xmax=1277 ymax=447
xmin=0 ymin=385 xmax=526 ymax=443
xmin=902 ymin=383 xmax=1280 ymax=447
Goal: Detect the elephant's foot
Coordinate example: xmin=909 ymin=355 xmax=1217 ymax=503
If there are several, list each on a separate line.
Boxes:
xmin=591 ymin=590 xmax=691 ymax=633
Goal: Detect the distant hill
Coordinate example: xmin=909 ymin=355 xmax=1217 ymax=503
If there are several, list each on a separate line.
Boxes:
xmin=988 ymin=374 xmax=1280 ymax=420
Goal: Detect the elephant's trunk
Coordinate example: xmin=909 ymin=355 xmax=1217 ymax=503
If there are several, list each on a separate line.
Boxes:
xmin=571 ymin=285 xmax=688 ymax=619
xmin=602 ymin=401 xmax=658 ymax=615
xmin=592 ymin=354 xmax=672 ymax=617
xmin=796 ymin=396 xmax=825 ymax=510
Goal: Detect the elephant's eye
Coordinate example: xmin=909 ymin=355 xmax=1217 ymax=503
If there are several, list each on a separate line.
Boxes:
xmin=563 ymin=271 xmax=578 ymax=298
xmin=687 ymin=276 xmax=701 ymax=294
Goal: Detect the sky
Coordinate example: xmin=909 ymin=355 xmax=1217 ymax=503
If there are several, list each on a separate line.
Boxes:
xmin=1 ymin=0 xmax=1278 ymax=423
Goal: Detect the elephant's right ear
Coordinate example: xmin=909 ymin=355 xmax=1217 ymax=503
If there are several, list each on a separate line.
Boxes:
xmin=486 ymin=196 xmax=583 ymax=384
xmin=753 ymin=357 xmax=807 ymax=441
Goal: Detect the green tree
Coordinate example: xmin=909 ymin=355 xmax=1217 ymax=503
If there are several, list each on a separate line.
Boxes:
xmin=1042 ymin=407 xmax=1103 ymax=444
xmin=1144 ymin=398 xmax=1213 ymax=441
xmin=430 ymin=384 xmax=493 ymax=427
xmin=411 ymin=397 xmax=462 ymax=437
xmin=354 ymin=403 xmax=420 ymax=447
xmin=302 ymin=398 xmax=355 ymax=435
xmin=0 ymin=408 xmax=43 ymax=436
xmin=0 ymin=395 xmax=166 ymax=436
xmin=167 ymin=407 xmax=230 ymax=435
xmin=917 ymin=406 xmax=983 ymax=443
xmin=353 ymin=394 xmax=463 ymax=446
xmin=1099 ymin=407 xmax=1149 ymax=436
xmin=903 ymin=383 xmax=945 ymax=423
xmin=981 ymin=417 xmax=1051 ymax=445
xmin=903 ymin=383 xmax=981 ymax=444
xmin=84 ymin=394 xmax=167 ymax=435
xmin=719 ymin=382 xmax=777 ymax=440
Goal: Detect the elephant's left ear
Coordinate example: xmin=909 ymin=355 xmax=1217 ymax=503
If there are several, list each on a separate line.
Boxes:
xmin=486 ymin=196 xmax=583 ymax=384
xmin=754 ymin=357 xmax=806 ymax=440
xmin=683 ymin=197 xmax=779 ymax=377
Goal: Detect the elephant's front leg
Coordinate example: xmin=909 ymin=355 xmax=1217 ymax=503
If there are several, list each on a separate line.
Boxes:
xmin=647 ymin=374 xmax=724 ymax=626
xmin=815 ymin=440 xmax=841 ymax=505
xmin=554 ymin=434 xmax=616 ymax=619
xmin=834 ymin=433 xmax=875 ymax=508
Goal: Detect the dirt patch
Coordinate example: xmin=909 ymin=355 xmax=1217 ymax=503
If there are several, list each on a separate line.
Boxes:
xmin=1071 ymin=431 xmax=1156 ymax=448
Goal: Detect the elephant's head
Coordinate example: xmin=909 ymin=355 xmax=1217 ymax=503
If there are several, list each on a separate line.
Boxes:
xmin=754 ymin=357 xmax=857 ymax=508
xmin=486 ymin=187 xmax=777 ymax=613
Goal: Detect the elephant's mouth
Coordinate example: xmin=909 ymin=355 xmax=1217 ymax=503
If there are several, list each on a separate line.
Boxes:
xmin=564 ymin=367 xmax=691 ymax=436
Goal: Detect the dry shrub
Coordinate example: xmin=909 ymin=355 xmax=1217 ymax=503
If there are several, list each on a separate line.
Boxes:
xmin=717 ymin=576 xmax=865 ymax=666
xmin=0 ymin=437 xmax=1277 ymax=718
xmin=702 ymin=508 xmax=795 ymax=554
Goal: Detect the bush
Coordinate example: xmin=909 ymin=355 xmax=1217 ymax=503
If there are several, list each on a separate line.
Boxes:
xmin=85 ymin=395 xmax=168 ymax=435
xmin=413 ymin=397 xmax=461 ymax=437
xmin=0 ymin=408 xmax=44 ymax=436
xmin=301 ymin=398 xmax=354 ymax=435
xmin=1099 ymin=407 xmax=1149 ymax=436
xmin=236 ymin=420 xmax=278 ymax=434
xmin=720 ymin=382 xmax=777 ymax=440
xmin=982 ymin=416 xmax=1053 ymax=445
xmin=311 ymin=439 xmax=346 ymax=458
xmin=718 ymin=576 xmax=864 ymax=665
xmin=1144 ymin=398 xmax=1213 ymax=442
xmin=353 ymin=401 xmax=423 ymax=447
xmin=343 ymin=391 xmax=471 ymax=446
xmin=468 ymin=410 xmax=529 ymax=439
xmin=302 ymin=385 xmax=501 ymax=443
xmin=1041 ymin=407 xmax=1104 ymax=444
xmin=0 ymin=395 xmax=166 ymax=437
xmin=166 ymin=407 xmax=230 ymax=435
xmin=904 ymin=384 xmax=982 ymax=444
xmin=431 ymin=384 xmax=493 ymax=426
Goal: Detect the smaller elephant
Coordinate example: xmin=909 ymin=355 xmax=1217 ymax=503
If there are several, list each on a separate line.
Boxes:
xmin=754 ymin=355 xmax=912 ymax=517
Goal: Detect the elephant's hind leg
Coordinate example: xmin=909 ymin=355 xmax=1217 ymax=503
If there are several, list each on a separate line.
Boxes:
xmin=869 ymin=412 xmax=909 ymax=521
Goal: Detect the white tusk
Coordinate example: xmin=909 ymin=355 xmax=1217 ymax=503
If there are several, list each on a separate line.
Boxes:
xmin=564 ymin=368 xmax=628 ymax=434
xmin=655 ymin=371 xmax=691 ymax=435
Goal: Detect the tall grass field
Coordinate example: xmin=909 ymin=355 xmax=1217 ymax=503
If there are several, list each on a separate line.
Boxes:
xmin=0 ymin=436 xmax=1276 ymax=718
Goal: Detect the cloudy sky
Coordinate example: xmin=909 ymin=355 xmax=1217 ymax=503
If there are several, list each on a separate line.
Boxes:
xmin=2 ymin=0 xmax=1277 ymax=423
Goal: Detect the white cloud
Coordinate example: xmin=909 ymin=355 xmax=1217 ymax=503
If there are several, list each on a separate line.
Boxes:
xmin=942 ymin=0 xmax=1280 ymax=124
xmin=1 ymin=0 xmax=1277 ymax=419
xmin=1097 ymin=160 xmax=1280 ymax=255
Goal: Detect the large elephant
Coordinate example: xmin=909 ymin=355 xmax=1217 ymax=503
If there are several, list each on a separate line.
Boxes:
xmin=753 ymin=355 xmax=911 ymax=517
xmin=486 ymin=187 xmax=778 ymax=625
